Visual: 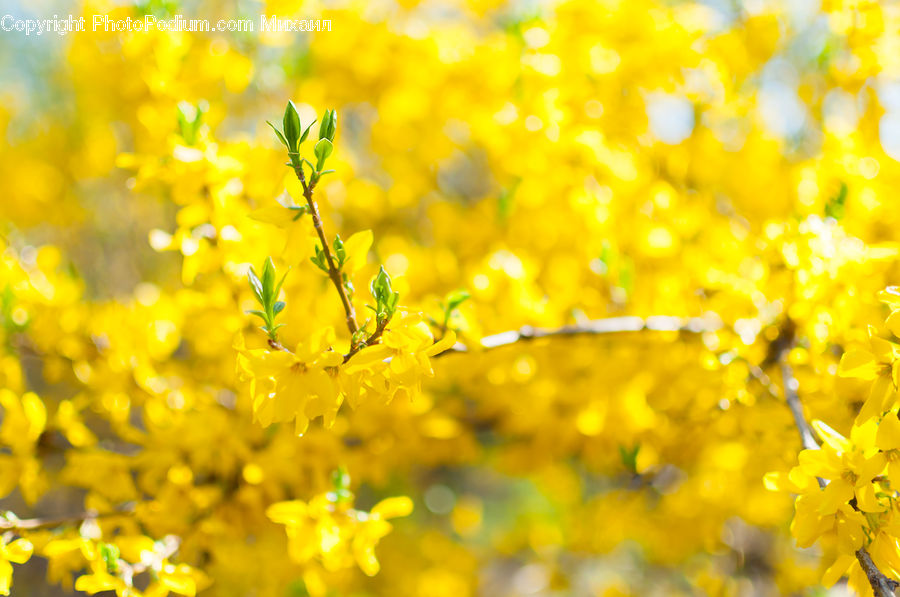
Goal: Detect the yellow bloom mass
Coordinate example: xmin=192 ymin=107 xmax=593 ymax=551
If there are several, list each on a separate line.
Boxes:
xmin=10 ymin=0 xmax=900 ymax=595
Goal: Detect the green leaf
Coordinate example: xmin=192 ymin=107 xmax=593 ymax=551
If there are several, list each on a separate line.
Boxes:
xmin=99 ymin=543 xmax=120 ymax=574
xmin=342 ymin=272 xmax=355 ymax=299
xmin=248 ymin=258 xmax=288 ymax=341
xmin=331 ymin=466 xmax=350 ymax=490
xmin=314 ymin=138 xmax=334 ymax=172
xmin=274 ymin=270 xmax=290 ymax=301
xmin=289 ymin=205 xmax=309 ymax=221
xmin=319 ymin=109 xmax=337 ymax=142
xmin=283 ymin=101 xmax=302 ymax=151
xmin=370 ymin=266 xmax=400 ymax=320
xmin=371 ymin=266 xmax=390 ymax=297
xmin=445 ymin=289 xmax=471 ymax=312
xmin=267 ymin=120 xmax=289 ymax=149
xmin=261 ymin=257 xmax=276 ymax=303
xmin=825 ymin=181 xmax=848 ymax=220
xmin=176 ymin=101 xmax=204 ymax=145
xmin=299 ymin=119 xmax=316 ymax=145
xmin=619 ymin=444 xmax=640 ymax=474
xmin=310 ymin=248 xmax=329 ymax=273
xmin=248 ymin=268 xmax=264 ymax=303
xmin=497 ymin=178 xmax=520 ymax=221
xmin=333 ymin=234 xmax=346 ymax=266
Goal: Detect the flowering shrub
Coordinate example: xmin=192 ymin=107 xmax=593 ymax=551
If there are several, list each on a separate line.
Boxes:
xmin=7 ymin=0 xmax=900 ymax=596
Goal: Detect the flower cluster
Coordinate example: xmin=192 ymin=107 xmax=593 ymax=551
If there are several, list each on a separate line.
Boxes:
xmin=235 ymin=103 xmax=460 ymax=435
xmin=768 ymin=289 xmax=900 ymax=594
xmin=266 ymin=471 xmax=412 ymax=596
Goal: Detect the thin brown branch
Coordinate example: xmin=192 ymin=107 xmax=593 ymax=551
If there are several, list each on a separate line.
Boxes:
xmin=745 ymin=358 xmax=821 ymax=460
xmin=435 ymin=315 xmax=722 ymax=356
xmin=857 ymin=548 xmax=899 ymax=597
xmin=744 ymin=360 xmax=781 ymax=400
xmin=293 ymin=164 xmax=359 ymax=337
xmin=779 ymin=360 xmax=820 ymax=454
xmin=343 ymin=316 xmax=389 ymax=363
xmin=0 ymin=504 xmax=134 ymax=532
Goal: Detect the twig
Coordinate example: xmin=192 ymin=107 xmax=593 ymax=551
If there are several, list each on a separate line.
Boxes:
xmin=779 ymin=360 xmax=820 ymax=454
xmin=343 ymin=317 xmax=389 ymax=363
xmin=745 ymin=360 xmax=780 ymax=400
xmin=435 ymin=315 xmax=722 ymax=356
xmin=762 ymin=319 xmax=821 ymax=454
xmin=0 ymin=505 xmax=134 ymax=532
xmin=745 ymin=358 xmax=820 ymax=457
xmin=439 ymin=315 xmax=720 ymax=353
xmin=292 ymin=164 xmax=359 ymax=337
xmin=857 ymin=548 xmax=899 ymax=597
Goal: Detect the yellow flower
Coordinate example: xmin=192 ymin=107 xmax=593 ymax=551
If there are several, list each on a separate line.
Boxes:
xmin=875 ymin=411 xmax=900 ymax=488
xmin=237 ymin=328 xmax=343 ymax=434
xmin=343 ymin=314 xmax=456 ymax=406
xmin=0 ymin=537 xmax=33 ymax=596
xmin=73 ymin=541 xmax=133 ymax=597
xmin=74 ymin=571 xmax=134 ymax=597
xmin=796 ymin=421 xmax=885 ymax=514
xmin=839 ymin=327 xmax=900 ymax=422
xmin=0 ymin=390 xmax=47 ymax=503
xmin=353 ymin=496 xmax=413 ymax=576
xmin=267 ymin=491 xmax=412 ymax=581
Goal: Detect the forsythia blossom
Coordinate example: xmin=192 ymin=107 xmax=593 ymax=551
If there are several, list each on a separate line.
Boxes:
xmin=0 ymin=537 xmax=32 ymax=595
xmin=768 ymin=292 xmax=900 ymax=594
xmin=267 ymin=488 xmax=413 ymax=596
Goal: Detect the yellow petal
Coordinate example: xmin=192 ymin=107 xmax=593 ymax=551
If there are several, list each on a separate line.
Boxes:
xmin=371 ymin=496 xmax=414 ymax=519
xmin=811 ymin=420 xmax=850 ymax=452
xmin=425 ymin=329 xmax=457 ymax=357
xmin=353 ymin=540 xmax=380 ymax=576
xmin=838 ymin=350 xmax=879 ymax=380
xmin=302 ymin=568 xmax=327 ymax=597
xmin=877 ymin=414 xmax=900 ymax=451
xmin=858 ymin=375 xmax=894 ymax=423
xmin=266 ymin=500 xmax=308 ymax=525
xmin=342 ymin=230 xmax=373 ymax=274
xmin=343 ymin=345 xmax=392 ymax=373
xmin=858 ymin=452 xmax=887 ymax=482
xmin=249 ymin=205 xmax=292 ymax=227
xmin=3 ymin=539 xmax=33 ymax=564
xmin=855 ymin=481 xmax=886 ymax=512
xmin=818 ymin=481 xmax=853 ymax=515
xmin=115 ymin=537 xmax=155 ymax=564
xmin=887 ymin=311 xmax=900 ymax=339
xmin=0 ymin=559 xmax=11 ymax=596
xmin=75 ymin=573 xmax=118 ymax=594
xmin=822 ymin=554 xmax=855 ymax=587
xmin=763 ymin=471 xmax=801 ymax=493
xmin=159 ymin=567 xmax=197 ymax=596
xmin=792 ymin=493 xmax=828 ymax=546
xmin=879 ymin=287 xmax=900 ymax=309
xmin=871 ymin=336 xmax=897 ymax=363
xmin=21 ymin=393 xmax=46 ymax=441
